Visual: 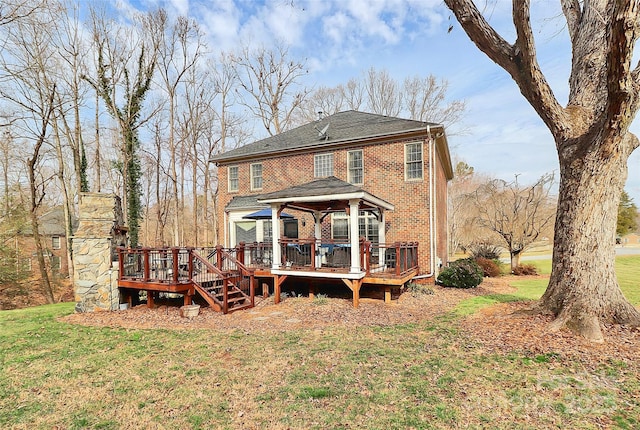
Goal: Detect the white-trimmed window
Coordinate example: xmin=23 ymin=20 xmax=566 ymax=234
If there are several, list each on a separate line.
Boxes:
xmin=52 ymin=236 xmax=61 ymax=250
xmin=251 ymin=163 xmax=263 ymax=190
xmin=263 ymin=220 xmax=272 ymax=242
xmin=347 ymin=150 xmax=363 ymax=184
xmin=331 ymin=211 xmax=379 ymax=243
xmin=228 ymin=166 xmax=239 ymax=192
xmin=405 ymin=142 xmax=423 ymax=180
xmin=314 ymin=153 xmax=334 ymax=177
xmin=331 ymin=212 xmax=349 ymax=240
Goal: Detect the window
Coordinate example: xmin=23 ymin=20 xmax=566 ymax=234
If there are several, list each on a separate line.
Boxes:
xmin=405 ymin=142 xmax=423 ymax=180
xmin=314 ymin=153 xmax=334 ymax=177
xmin=52 ymin=236 xmax=61 ymax=250
xmin=228 ymin=166 xmax=239 ymax=192
xmin=332 ymin=211 xmax=379 ymax=243
xmin=51 ymin=255 xmax=61 ymax=271
xmin=263 ymin=220 xmax=272 ymax=242
xmin=234 ymin=221 xmax=256 ymax=246
xmin=331 ymin=212 xmax=349 ymax=240
xmin=251 ymin=163 xmax=263 ymax=190
xmin=347 ymin=150 xmax=363 ymax=184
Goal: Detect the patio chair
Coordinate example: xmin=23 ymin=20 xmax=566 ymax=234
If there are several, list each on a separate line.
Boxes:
xmin=326 ymin=247 xmax=350 ymax=268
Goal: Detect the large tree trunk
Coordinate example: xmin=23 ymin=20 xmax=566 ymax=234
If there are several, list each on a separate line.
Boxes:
xmin=540 ymin=133 xmax=640 ymax=341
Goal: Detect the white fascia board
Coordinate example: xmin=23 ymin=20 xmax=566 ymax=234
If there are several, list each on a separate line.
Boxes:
xmin=258 ymin=192 xmax=394 ymax=211
xmin=271 ymin=269 xmax=365 ymax=279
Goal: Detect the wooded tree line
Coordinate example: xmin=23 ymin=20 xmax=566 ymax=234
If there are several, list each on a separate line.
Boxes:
xmin=0 ymin=0 xmax=463 ymax=302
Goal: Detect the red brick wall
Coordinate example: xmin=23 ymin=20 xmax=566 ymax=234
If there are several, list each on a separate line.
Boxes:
xmin=216 ymin=137 xmax=450 ymax=277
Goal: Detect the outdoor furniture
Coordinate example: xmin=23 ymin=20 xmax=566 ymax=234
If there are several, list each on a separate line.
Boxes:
xmin=326 ymin=247 xmax=350 ymax=268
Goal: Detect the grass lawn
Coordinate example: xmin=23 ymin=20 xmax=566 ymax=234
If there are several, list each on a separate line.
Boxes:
xmin=510 ymin=255 xmax=640 ymax=305
xmin=1 ymin=258 xmax=639 ymax=429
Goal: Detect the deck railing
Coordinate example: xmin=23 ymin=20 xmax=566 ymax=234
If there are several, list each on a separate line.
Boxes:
xmin=118 ymin=246 xmax=256 ymax=312
xmin=238 ymin=239 xmax=419 ymax=275
xmin=118 ymin=241 xmax=419 ymax=285
xmin=365 ymin=242 xmax=419 ymax=276
xmin=119 ymin=247 xmax=193 ymax=284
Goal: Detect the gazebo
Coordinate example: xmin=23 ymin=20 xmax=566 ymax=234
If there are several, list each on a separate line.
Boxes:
xmin=256 ymin=176 xmax=396 ymax=306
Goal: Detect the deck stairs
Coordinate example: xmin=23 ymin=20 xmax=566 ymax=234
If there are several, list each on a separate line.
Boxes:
xmin=191 ymin=250 xmax=254 ymax=314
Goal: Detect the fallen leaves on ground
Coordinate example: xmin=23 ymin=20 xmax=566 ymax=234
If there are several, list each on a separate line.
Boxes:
xmin=61 ymin=276 xmax=640 ymax=366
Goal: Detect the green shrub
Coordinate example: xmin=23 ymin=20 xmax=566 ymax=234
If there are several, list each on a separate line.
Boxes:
xmin=437 ymin=258 xmax=484 ymax=289
xmin=512 ymin=264 xmax=538 ymax=276
xmin=475 ymin=257 xmax=501 ymax=277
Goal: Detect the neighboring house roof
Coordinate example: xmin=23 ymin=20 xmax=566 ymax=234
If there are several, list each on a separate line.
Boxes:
xmin=20 ymin=207 xmax=77 ymax=236
xmin=257 ymin=176 xmax=394 ymax=214
xmin=210 ymin=110 xmax=448 ymax=167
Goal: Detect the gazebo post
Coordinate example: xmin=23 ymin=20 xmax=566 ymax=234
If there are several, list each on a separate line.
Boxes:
xmin=270 ymin=204 xmax=282 ymax=269
xmin=314 ymin=211 xmax=322 ymax=267
xmin=349 ymin=199 xmax=361 ymax=273
xmin=378 ymin=210 xmax=386 ymax=266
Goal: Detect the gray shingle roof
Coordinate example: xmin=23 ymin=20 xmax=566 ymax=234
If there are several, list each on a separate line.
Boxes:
xmin=211 ymin=110 xmax=440 ymax=164
xmin=256 ymin=176 xmax=394 ymax=213
xmin=224 ymin=195 xmax=267 ymax=211
xmin=257 ymin=176 xmax=363 ymax=200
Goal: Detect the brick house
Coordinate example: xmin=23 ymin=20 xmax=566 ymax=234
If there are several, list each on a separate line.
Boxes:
xmin=15 ymin=206 xmax=73 ymax=279
xmin=211 ymin=110 xmax=453 ymax=284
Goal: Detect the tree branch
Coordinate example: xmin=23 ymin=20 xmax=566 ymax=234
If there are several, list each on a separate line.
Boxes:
xmin=445 ymin=0 xmax=565 ymax=135
xmin=561 ymin=0 xmax=582 ymax=42
xmin=606 ymin=0 xmax=640 ymax=137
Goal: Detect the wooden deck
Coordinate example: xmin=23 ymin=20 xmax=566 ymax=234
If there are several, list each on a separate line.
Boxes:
xmin=117 ymin=241 xmax=421 ymax=311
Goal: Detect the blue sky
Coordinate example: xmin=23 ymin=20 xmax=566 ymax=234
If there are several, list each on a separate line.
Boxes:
xmin=120 ymin=0 xmax=640 ymax=203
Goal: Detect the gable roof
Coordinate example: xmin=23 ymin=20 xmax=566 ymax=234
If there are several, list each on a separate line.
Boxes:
xmin=19 ymin=206 xmax=77 ymax=236
xmin=257 ymin=176 xmax=394 ymax=213
xmin=211 ymin=110 xmax=443 ymax=164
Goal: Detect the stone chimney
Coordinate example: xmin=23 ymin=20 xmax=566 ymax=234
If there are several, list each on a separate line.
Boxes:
xmin=73 ymin=193 xmax=127 ymax=312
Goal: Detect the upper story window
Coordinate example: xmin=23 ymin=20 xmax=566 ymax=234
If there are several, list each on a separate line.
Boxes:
xmin=228 ymin=166 xmax=239 ymax=192
xmin=314 ymin=153 xmax=334 ymax=177
xmin=405 ymin=142 xmax=423 ymax=181
xmin=347 ymin=150 xmax=363 ymax=185
xmin=52 ymin=236 xmax=61 ymax=250
xmin=251 ymin=163 xmax=263 ymax=190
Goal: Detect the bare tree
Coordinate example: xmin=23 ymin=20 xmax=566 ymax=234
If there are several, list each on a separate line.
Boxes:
xmin=231 ymin=43 xmax=309 ymax=135
xmin=84 ymin=9 xmax=159 ymax=247
xmin=448 ymin=161 xmax=481 ymax=256
xmin=403 ymin=75 xmax=466 ymax=128
xmin=0 ymin=0 xmax=45 ymax=27
xmin=292 ymin=85 xmax=347 ymax=125
xmin=295 ymin=67 xmax=465 ymax=129
xmin=0 ymin=2 xmax=65 ymax=302
xmin=342 ymin=78 xmax=366 ymax=111
xmin=155 ymin=11 xmax=205 ymax=246
xmin=445 ymin=0 xmax=640 ymax=340
xmin=365 ymin=67 xmax=402 ymax=117
xmin=473 ymin=174 xmax=556 ymax=271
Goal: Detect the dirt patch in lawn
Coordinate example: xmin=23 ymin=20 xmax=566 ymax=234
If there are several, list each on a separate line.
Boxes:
xmin=61 ymin=276 xmax=640 ymax=365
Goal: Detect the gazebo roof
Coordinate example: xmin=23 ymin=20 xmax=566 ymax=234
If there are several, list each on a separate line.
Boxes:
xmin=256 ymin=176 xmax=394 ymax=214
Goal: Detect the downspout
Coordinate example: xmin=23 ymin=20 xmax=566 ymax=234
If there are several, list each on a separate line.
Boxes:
xmin=413 ymin=126 xmax=437 ymax=279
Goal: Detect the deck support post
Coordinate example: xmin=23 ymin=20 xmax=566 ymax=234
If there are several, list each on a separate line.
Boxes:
xmin=274 ymin=274 xmax=288 ymax=304
xmin=342 ymin=278 xmax=362 ymax=308
xmin=147 ymin=290 xmax=155 ymax=308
